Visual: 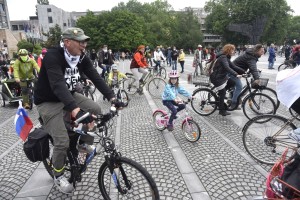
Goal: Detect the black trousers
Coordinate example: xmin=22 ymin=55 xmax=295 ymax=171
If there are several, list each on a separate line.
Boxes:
xmin=218 ymin=78 xmax=235 ymax=110
xmin=291 ymin=97 xmax=300 ymax=115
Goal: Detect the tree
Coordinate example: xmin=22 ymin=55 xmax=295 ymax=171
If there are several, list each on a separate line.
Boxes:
xmin=43 ymin=24 xmax=62 ymax=48
xmin=285 ymin=16 xmax=300 ymax=44
xmin=17 ymin=40 xmax=34 ymax=52
xmin=204 ymin=0 xmax=292 ymax=45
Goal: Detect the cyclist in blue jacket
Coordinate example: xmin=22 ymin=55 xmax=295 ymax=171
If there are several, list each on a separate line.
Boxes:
xmin=162 ymin=70 xmax=192 ymax=131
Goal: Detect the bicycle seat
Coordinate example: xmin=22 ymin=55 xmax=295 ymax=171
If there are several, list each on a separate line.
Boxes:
xmin=193 ymin=81 xmax=210 ymax=87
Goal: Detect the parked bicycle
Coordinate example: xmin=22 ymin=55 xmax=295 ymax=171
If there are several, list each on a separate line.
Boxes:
xmin=242 ymin=112 xmax=299 ymax=165
xmin=123 ymin=67 xmax=166 ymax=99
xmin=152 ymin=99 xmax=201 ymax=142
xmin=191 ymin=74 xmax=277 ymax=120
xmin=43 ymin=107 xmax=160 ymax=199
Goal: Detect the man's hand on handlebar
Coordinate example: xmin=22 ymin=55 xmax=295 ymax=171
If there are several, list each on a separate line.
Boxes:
xmin=72 ymin=108 xmax=95 ymax=130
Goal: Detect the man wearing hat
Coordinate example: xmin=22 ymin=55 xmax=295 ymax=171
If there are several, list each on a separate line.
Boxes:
xmin=194 ymin=44 xmax=204 ymax=75
xmin=34 ymin=27 xmax=118 ymax=194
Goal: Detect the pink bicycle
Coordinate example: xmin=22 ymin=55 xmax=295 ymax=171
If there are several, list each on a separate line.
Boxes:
xmin=152 ymin=100 xmax=201 ymax=142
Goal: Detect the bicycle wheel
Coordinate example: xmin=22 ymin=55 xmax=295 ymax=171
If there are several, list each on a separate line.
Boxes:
xmin=289 ymin=108 xmax=300 ymax=121
xmin=123 ymin=76 xmax=138 ymax=95
xmin=147 ymin=77 xmax=166 ymax=99
xmin=0 ymin=92 xmax=5 ymax=107
xmin=278 ymin=63 xmax=293 ymax=71
xmin=242 ymin=114 xmax=297 ymax=165
xmin=242 ymin=93 xmax=276 ymax=121
xmin=159 ymin=67 xmax=166 ymax=79
xmin=191 ymin=88 xmax=218 ymax=116
xmin=254 ymin=87 xmax=280 ymax=110
xmin=152 ymin=110 xmax=167 ymax=131
xmin=181 ymin=119 xmax=201 ymax=142
xmin=118 ymin=90 xmax=129 ymax=107
xmin=98 ymin=156 xmax=159 ymax=200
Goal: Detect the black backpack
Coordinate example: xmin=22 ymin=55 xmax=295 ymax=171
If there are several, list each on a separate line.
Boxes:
xmin=23 ymin=128 xmax=50 ymax=162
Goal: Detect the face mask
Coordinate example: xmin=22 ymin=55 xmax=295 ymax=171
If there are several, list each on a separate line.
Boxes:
xmin=103 ymin=48 xmax=108 ymax=52
xmin=20 ymin=56 xmax=28 ymax=62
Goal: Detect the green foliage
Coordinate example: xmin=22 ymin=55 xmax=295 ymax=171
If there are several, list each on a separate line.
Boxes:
xmin=17 ymin=40 xmax=34 ymax=52
xmin=204 ymin=0 xmax=292 ymax=45
xmin=285 ymin=16 xmax=300 ymax=44
xmin=43 ymin=24 xmax=62 ymax=48
xmin=76 ymin=0 xmax=202 ymax=51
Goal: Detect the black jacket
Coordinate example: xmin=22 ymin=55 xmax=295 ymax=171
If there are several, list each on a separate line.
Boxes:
xmin=233 ymin=48 xmax=260 ymax=80
xmin=210 ymin=54 xmax=245 ymax=88
xmin=98 ymin=50 xmax=114 ymax=66
xmin=34 ymin=47 xmax=114 ymax=112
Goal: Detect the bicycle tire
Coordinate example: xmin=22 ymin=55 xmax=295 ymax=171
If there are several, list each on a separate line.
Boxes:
xmin=242 ymin=114 xmax=297 ymax=165
xmin=181 ymin=119 xmax=201 ymax=142
xmin=147 ymin=77 xmax=166 ymax=99
xmin=278 ymin=63 xmax=293 ymax=71
xmin=159 ymin=67 xmax=166 ymax=79
xmin=123 ymin=76 xmax=138 ymax=95
xmin=191 ymin=88 xmax=218 ymax=116
xmin=0 ymin=92 xmax=5 ymax=107
xmin=152 ymin=110 xmax=167 ymax=131
xmin=118 ymin=89 xmax=129 ymax=107
xmin=254 ymin=87 xmax=280 ymax=110
xmin=98 ymin=156 xmax=160 ymax=200
xmin=242 ymin=93 xmax=276 ymax=121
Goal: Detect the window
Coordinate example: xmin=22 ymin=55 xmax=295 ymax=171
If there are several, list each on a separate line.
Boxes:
xmin=47 ymin=8 xmax=51 ymax=12
xmin=48 ymin=16 xmax=53 ymax=23
xmin=63 ymin=23 xmax=66 ymax=26
xmin=19 ymin=25 xmax=24 ymax=30
xmin=12 ymin=25 xmax=18 ymax=30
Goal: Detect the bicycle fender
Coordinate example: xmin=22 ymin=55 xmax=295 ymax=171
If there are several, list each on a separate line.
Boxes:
xmin=181 ymin=117 xmax=192 ymax=127
xmin=153 ymin=109 xmax=167 ymax=116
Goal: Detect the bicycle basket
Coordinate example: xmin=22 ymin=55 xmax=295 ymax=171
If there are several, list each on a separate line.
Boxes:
xmin=251 ymin=78 xmax=269 ymax=89
xmin=192 ymin=75 xmax=211 ymax=87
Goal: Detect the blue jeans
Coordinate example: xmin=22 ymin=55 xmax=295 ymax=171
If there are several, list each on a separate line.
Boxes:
xmin=229 ymin=74 xmax=242 ymax=104
xmin=100 ymin=64 xmax=111 ymax=78
xmin=172 ymin=60 xmax=177 ymax=70
xmin=162 ymin=100 xmax=185 ymax=125
xmin=268 ymin=58 xmax=275 ymax=68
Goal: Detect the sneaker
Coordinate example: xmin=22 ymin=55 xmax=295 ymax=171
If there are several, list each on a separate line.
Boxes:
xmin=77 ymin=143 xmax=95 ymax=154
xmin=167 ymin=124 xmax=174 ymax=131
xmin=288 ymin=129 xmax=300 ymax=143
xmin=54 ymin=174 xmax=74 ymax=194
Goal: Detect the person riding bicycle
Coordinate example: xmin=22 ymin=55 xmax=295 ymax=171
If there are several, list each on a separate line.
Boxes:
xmin=292 ymin=45 xmax=300 ymax=66
xmin=153 ymin=46 xmax=166 ymax=71
xmin=13 ymin=49 xmax=40 ymax=109
xmin=90 ymin=49 xmax=98 ymax=67
xmin=107 ymin=64 xmax=127 ymax=87
xmin=130 ymin=45 xmax=148 ymax=95
xmin=34 ymin=27 xmax=121 ymax=194
xmin=98 ymin=45 xmax=114 ymax=78
xmin=230 ymin=44 xmax=264 ymax=109
xmin=210 ymin=44 xmax=244 ymax=116
xmin=162 ymin=70 xmax=193 ymax=131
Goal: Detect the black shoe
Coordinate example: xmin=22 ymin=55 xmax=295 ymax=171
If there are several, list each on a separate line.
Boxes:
xmin=219 ymin=110 xmax=231 ymax=116
xmin=228 ymin=103 xmax=237 ymax=110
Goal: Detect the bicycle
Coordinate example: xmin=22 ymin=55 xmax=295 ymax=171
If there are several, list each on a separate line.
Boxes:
xmin=152 ymin=99 xmax=201 ymax=142
xmin=79 ymin=81 xmax=96 ymax=101
xmin=43 ymin=107 xmax=160 ymax=199
xmin=278 ymin=59 xmax=297 ymax=71
xmin=191 ymin=74 xmax=277 ymax=120
xmin=123 ymin=67 xmax=167 ymax=99
xmin=241 ymin=112 xmax=299 ymax=165
xmin=111 ymin=79 xmax=129 ymax=107
xmin=151 ymin=64 xmax=167 ymax=79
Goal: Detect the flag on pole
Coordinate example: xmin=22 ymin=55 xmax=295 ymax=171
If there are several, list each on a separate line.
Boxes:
xmin=14 ymin=101 xmax=33 ymax=141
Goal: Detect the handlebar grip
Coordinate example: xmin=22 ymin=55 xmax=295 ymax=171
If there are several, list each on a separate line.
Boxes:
xmin=74 ymin=112 xmax=90 ymax=126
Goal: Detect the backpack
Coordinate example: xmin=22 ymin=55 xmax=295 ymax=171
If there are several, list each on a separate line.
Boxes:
xmin=23 ymin=128 xmax=50 ymax=162
xmin=203 ymin=58 xmax=218 ymax=76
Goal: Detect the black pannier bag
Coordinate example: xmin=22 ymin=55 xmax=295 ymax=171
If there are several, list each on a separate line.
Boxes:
xmin=23 ymin=128 xmax=50 ymax=162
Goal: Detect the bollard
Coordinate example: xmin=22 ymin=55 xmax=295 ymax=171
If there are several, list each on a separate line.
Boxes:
xmin=187 ymin=73 xmax=192 ymax=84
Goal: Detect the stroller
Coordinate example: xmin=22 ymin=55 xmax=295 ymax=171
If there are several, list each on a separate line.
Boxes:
xmin=0 ymin=78 xmax=22 ymax=107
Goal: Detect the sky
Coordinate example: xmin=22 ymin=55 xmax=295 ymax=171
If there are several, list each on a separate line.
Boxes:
xmin=7 ymin=0 xmax=300 ymax=21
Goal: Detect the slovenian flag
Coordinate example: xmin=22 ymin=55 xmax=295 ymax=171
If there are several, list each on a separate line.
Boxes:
xmin=14 ymin=101 xmax=33 ymax=141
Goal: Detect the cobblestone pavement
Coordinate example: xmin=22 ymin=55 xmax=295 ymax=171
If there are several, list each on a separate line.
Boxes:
xmin=0 ymin=54 xmax=294 ymax=199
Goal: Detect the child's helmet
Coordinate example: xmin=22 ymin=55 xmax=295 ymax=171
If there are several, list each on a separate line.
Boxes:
xmin=169 ymin=70 xmax=180 ymax=78
xmin=111 ymin=64 xmax=118 ymax=70
xmin=41 ymin=49 xmax=47 ymax=54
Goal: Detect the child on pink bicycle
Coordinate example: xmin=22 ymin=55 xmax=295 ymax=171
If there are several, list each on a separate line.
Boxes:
xmin=162 ymin=70 xmax=193 ymax=131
